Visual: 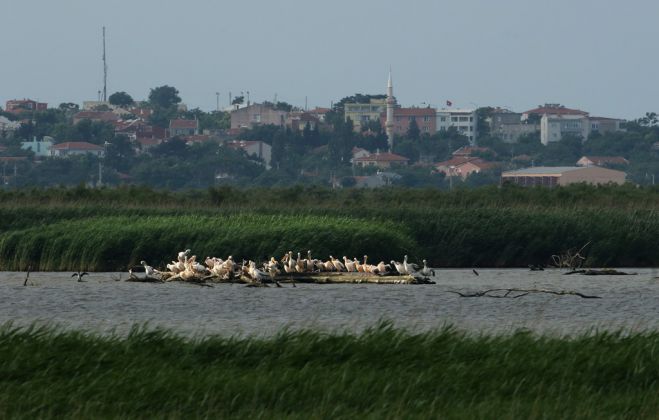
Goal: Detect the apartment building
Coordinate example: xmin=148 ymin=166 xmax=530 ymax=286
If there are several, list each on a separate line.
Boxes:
xmin=436 ymin=109 xmax=478 ymax=144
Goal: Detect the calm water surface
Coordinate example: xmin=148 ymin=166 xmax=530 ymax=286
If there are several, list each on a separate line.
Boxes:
xmin=1 ymin=269 xmax=658 ymax=336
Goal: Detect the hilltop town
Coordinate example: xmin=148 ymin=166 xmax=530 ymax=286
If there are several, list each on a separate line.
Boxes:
xmin=1 ymin=77 xmax=657 ymax=189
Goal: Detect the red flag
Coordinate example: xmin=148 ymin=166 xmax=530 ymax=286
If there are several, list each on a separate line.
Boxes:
xmin=446 ymin=100 xmax=453 ymax=107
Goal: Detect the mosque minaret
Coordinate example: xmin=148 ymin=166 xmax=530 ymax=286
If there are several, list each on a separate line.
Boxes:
xmin=385 ymin=70 xmax=395 ymax=150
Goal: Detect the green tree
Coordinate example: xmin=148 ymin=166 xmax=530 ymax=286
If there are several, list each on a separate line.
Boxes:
xmin=271 ymin=129 xmax=286 ymax=170
xmin=476 ymin=107 xmax=494 ymax=139
xmin=407 ymin=118 xmax=420 ymax=140
xmin=109 ymin=91 xmax=135 ymax=107
xmin=58 ymin=103 xmax=80 ymax=112
xmin=149 ymin=86 xmax=181 ymax=109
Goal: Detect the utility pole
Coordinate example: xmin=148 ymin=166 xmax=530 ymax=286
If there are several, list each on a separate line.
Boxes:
xmin=215 ymin=92 xmax=220 ymax=112
xmin=102 ymin=26 xmax=108 ymax=102
xmin=449 ymin=166 xmax=454 ymax=191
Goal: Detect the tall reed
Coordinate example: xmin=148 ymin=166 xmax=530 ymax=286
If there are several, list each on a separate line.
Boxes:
xmin=0 ymin=323 xmax=657 ymax=418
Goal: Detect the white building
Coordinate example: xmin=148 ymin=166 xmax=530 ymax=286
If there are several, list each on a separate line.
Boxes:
xmin=21 ymin=138 xmax=53 ymax=157
xmin=51 ymin=142 xmax=105 ymax=158
xmin=540 ymin=115 xmax=625 ymax=145
xmin=436 ymin=109 xmax=478 ymax=144
xmin=0 ymin=116 xmax=21 ymax=134
xmin=540 ymin=114 xmax=586 ymax=145
xmin=225 ymin=140 xmax=272 ymax=169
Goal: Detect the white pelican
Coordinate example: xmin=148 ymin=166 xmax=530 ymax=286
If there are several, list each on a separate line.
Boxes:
xmin=248 ymin=261 xmax=269 ymax=283
xmin=421 ymin=260 xmax=436 ymax=277
xmin=373 ymin=261 xmax=391 ymax=275
xmin=330 ymin=256 xmax=346 ymax=272
xmin=391 ymin=260 xmax=405 ymax=275
xmin=205 ymin=257 xmax=216 ymax=269
xmin=296 ymin=252 xmax=305 ymax=273
xmin=223 ymin=256 xmax=235 ymax=272
xmin=306 ymin=250 xmax=314 ymax=272
xmin=343 ymin=256 xmax=356 ymax=272
xmin=265 ymin=257 xmax=280 ymax=275
xmin=288 ymin=251 xmax=297 ymax=272
xmin=192 ymin=262 xmax=207 ymax=274
xmin=403 ymin=255 xmax=418 ymax=275
xmin=140 ymin=260 xmax=157 ymax=277
xmin=178 ymin=249 xmax=191 ymax=263
xmin=167 ymin=261 xmax=182 ymax=274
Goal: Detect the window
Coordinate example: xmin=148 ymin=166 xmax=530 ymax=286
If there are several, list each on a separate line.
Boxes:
xmin=440 ymin=117 xmax=446 ymax=122
xmin=459 ymin=116 xmax=469 ymax=122
xmin=423 ymin=116 xmax=430 ymax=122
xmin=423 ymin=126 xmax=429 ymax=132
xmin=451 ymin=117 xmax=458 ymax=122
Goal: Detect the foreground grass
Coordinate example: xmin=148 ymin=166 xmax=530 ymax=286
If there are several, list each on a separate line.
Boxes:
xmin=0 ymin=324 xmax=658 ymax=419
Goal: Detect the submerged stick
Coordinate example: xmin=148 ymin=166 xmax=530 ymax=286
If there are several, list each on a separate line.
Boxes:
xmin=23 ymin=266 xmax=31 ymax=286
xmin=447 ymin=288 xmax=601 ymax=299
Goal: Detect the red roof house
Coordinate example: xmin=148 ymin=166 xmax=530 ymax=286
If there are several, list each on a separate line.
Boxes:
xmin=434 ymin=157 xmax=497 ymax=179
xmin=73 ymin=111 xmax=120 ymax=124
xmin=51 ymin=142 xmax=105 ymax=158
xmin=353 ymin=152 xmax=409 ymax=169
xmin=169 ymin=119 xmax=199 ymax=137
xmin=522 ymin=104 xmax=588 ymax=121
xmin=576 ymin=156 xmax=629 ymax=167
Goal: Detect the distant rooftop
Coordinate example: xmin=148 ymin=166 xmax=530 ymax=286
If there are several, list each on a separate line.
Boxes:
xmin=523 ymin=104 xmax=588 ymax=116
xmin=502 ymin=167 xmax=585 ymax=176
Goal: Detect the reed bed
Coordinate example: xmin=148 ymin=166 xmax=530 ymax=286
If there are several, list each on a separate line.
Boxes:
xmin=0 ymin=206 xmax=656 ymax=270
xmin=0 ymin=323 xmax=657 ymax=418
xmin=0 ymin=184 xmax=657 ymax=270
xmin=1 ymin=183 xmax=658 ymax=211
xmin=0 ymin=214 xmax=417 ymax=271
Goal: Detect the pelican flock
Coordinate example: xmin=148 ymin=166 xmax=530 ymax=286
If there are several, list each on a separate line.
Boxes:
xmin=132 ymin=249 xmax=435 ymax=283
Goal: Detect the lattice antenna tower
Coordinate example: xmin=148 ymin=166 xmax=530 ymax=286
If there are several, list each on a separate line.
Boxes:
xmin=102 ymin=26 xmax=108 ymax=102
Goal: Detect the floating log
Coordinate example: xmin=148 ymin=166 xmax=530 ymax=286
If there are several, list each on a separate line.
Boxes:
xmin=126 ymin=275 xmax=164 ymax=283
xmin=447 ymin=288 xmax=602 ymax=299
xmin=272 ymin=272 xmax=435 ymax=284
xmin=127 ymin=270 xmax=435 ymax=285
xmin=564 ymin=269 xmax=636 ymax=276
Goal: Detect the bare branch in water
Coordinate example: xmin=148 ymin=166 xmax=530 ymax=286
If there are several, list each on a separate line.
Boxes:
xmin=447 ymin=288 xmax=601 ymax=299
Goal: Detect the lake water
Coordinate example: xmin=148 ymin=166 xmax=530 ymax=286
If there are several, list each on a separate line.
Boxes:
xmin=1 ymin=269 xmax=658 ymax=336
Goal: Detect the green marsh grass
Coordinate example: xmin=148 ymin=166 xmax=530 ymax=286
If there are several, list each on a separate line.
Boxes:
xmin=0 ymin=323 xmax=658 ymax=418
xmin=0 ymin=184 xmax=657 ymax=270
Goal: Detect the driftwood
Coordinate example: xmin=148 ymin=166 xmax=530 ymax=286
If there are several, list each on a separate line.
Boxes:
xmin=273 ymin=272 xmax=435 ymax=285
xmin=551 ymin=242 xmax=591 ymax=270
xmin=564 ymin=269 xmax=636 ymax=276
xmin=126 ymin=271 xmax=434 ymax=286
xmin=447 ymin=288 xmax=601 ymax=299
xmin=126 ymin=274 xmax=164 ymax=283
xmin=23 ymin=266 xmax=31 ymax=286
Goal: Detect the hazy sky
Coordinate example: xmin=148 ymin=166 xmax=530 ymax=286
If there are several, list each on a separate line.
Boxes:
xmin=2 ymin=0 xmax=657 ymax=119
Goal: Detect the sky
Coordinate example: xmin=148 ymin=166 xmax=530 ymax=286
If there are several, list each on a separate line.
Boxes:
xmin=1 ymin=0 xmax=657 ymax=119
